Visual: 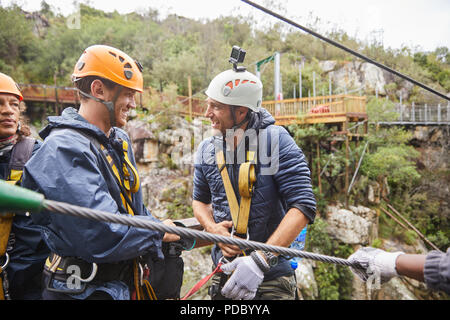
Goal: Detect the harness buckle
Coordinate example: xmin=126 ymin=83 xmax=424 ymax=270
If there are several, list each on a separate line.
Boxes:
xmin=230 ymin=225 xmax=249 ymax=241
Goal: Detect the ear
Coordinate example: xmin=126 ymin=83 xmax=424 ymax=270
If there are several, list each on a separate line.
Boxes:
xmin=90 ymin=79 xmax=105 ymax=99
xmin=236 ymin=106 xmax=249 ymax=120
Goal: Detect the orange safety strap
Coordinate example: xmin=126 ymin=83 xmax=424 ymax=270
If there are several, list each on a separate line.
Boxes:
xmin=181 ymin=263 xmax=223 ymax=300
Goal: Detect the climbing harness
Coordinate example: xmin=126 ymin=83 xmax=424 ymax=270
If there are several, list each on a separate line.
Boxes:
xmin=0 ymin=137 xmax=35 ymax=300
xmin=43 ymin=128 xmax=157 ymax=299
xmin=216 ymin=149 xmax=256 ymax=236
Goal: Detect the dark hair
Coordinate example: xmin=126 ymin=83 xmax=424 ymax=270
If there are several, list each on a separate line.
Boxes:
xmin=16 ymin=102 xmax=31 ymax=142
xmin=75 ymin=76 xmax=117 ymax=101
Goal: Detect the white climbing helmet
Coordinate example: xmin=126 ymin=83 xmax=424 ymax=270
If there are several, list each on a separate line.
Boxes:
xmin=205 ymin=69 xmax=263 ymax=112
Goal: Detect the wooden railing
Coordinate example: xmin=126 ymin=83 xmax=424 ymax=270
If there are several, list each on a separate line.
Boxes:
xmin=262 ymin=95 xmax=366 ymax=116
xmin=19 ymin=83 xmax=367 ymax=125
xmin=262 ymin=95 xmax=366 ymax=125
xmin=20 ymin=84 xmax=80 ymax=105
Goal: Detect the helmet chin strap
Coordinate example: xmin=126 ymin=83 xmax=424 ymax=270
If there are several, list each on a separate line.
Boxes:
xmin=230 ymin=106 xmax=251 ymax=131
xmin=78 ymin=86 xmax=123 ymax=128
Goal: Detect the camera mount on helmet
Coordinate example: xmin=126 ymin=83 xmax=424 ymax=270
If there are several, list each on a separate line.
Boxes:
xmin=229 ymin=46 xmax=247 ymax=72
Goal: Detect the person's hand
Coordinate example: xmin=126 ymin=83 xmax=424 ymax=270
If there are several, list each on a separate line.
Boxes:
xmin=206 ymin=220 xmax=242 ymax=257
xmin=348 ymin=247 xmax=405 ymax=283
xmin=220 ymin=254 xmax=266 ymax=300
xmin=161 ymin=219 xmax=181 ymax=242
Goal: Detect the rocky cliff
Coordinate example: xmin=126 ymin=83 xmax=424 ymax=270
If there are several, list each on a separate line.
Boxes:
xmin=124 ymin=116 xmax=448 ymax=300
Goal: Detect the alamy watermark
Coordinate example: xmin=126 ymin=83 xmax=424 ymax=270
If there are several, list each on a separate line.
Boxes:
xmin=165 ymin=123 xmax=282 ymax=175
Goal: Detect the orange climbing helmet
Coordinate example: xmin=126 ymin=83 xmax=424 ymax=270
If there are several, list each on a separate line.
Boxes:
xmin=72 ymin=45 xmax=144 ymax=93
xmin=0 ymin=72 xmax=23 ymax=101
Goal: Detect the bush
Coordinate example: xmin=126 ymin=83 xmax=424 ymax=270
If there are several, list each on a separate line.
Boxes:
xmin=306 ymin=218 xmax=354 ymax=300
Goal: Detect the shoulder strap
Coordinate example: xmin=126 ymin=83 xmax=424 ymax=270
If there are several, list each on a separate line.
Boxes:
xmin=9 ymin=137 xmax=35 ymax=171
xmin=215 ymin=150 xmax=256 ymax=236
xmin=8 ymin=137 xmax=36 ymax=182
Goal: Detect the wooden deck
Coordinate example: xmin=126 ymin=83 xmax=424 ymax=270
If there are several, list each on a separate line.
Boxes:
xmin=262 ymin=95 xmax=367 ymax=127
xmin=19 ymin=83 xmax=367 ymax=128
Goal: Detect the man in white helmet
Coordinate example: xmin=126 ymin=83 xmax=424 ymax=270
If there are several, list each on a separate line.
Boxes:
xmin=193 ymin=50 xmax=316 ymax=300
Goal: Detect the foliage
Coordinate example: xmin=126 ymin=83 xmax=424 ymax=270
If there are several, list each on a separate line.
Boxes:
xmin=361 ymin=145 xmax=420 ymax=187
xmin=0 ymin=3 xmax=447 ymax=104
xmin=305 ymin=218 xmax=353 ymax=300
xmin=366 ymin=96 xmax=398 ymax=122
xmin=414 ymin=47 xmax=450 ymax=92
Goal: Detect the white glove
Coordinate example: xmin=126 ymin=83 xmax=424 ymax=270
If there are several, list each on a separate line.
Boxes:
xmin=220 ymin=255 xmax=265 ymax=300
xmin=348 ymin=247 xmax=405 ymax=283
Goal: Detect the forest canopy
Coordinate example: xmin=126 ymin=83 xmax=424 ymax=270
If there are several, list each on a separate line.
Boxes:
xmin=0 ymin=2 xmax=448 ymax=103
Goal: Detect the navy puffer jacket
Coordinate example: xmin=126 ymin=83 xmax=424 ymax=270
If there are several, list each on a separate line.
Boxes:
xmin=193 ymin=108 xmax=316 ymax=281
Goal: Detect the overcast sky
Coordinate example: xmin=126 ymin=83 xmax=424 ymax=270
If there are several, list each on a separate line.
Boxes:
xmin=3 ymin=0 xmax=449 ymax=52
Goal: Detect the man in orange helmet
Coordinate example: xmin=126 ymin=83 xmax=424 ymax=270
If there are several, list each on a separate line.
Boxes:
xmin=0 ymin=72 xmax=48 ymax=300
xmin=21 ymin=45 xmax=179 ymax=300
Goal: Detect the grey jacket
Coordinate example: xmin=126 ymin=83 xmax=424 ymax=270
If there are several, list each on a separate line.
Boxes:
xmin=424 ymin=248 xmax=450 ymax=294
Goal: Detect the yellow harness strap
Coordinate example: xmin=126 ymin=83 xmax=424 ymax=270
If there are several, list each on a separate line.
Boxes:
xmin=99 ymin=141 xmax=156 ymax=300
xmin=1 ymin=177 xmax=23 ymax=300
xmin=0 ymin=180 xmax=17 ymax=256
xmin=216 ymin=150 xmax=257 ymax=235
xmin=0 ymin=210 xmax=13 ymax=299
xmin=100 ymin=140 xmax=140 ymax=216
xmin=121 ymin=140 xmax=140 ymax=194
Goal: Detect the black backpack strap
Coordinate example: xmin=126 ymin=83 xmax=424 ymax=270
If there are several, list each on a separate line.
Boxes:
xmin=9 ymin=137 xmax=36 ymax=171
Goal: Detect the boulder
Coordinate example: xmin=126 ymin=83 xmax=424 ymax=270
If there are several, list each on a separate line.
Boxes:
xmin=326 ymin=205 xmax=373 ymax=245
xmin=295 ymin=259 xmax=318 ymax=300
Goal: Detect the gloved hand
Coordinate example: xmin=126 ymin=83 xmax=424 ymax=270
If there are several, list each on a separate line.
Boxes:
xmin=348 ymin=247 xmax=405 ymax=284
xmin=220 ymin=255 xmax=266 ymax=300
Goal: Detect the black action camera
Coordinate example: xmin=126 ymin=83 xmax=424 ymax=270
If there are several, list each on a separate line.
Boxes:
xmin=229 ymin=46 xmax=246 ymax=72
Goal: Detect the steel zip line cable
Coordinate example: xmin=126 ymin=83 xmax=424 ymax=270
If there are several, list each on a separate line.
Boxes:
xmin=241 ymin=0 xmax=450 ymax=102
xmin=42 ymin=199 xmax=363 ymax=269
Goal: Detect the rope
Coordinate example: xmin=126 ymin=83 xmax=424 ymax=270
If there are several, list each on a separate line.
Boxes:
xmin=43 ymin=199 xmax=362 ymax=269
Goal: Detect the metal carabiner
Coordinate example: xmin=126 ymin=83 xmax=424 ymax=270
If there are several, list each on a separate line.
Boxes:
xmin=1 ymin=253 xmax=10 ymax=270
xmin=218 ymin=255 xmax=230 ymax=265
xmin=139 ymin=262 xmax=144 ymax=286
xmin=230 ymin=225 xmax=249 ymax=241
xmin=70 ymin=262 xmax=98 ymax=283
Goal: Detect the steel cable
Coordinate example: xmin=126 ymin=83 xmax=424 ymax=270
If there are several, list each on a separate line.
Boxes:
xmin=44 ymin=199 xmax=362 ymax=269
xmin=241 ymin=0 xmax=449 ymax=102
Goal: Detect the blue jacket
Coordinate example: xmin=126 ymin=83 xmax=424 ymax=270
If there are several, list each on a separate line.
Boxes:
xmin=21 ymin=107 xmax=164 ymax=299
xmin=193 ymin=108 xmax=316 ymax=281
xmin=1 ymin=138 xmax=49 ymax=300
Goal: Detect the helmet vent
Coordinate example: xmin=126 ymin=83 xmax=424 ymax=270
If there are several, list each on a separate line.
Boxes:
xmin=135 ymin=60 xmax=144 ymax=72
xmin=109 ymin=51 xmax=117 ymax=57
xmin=77 ymin=61 xmax=85 ymax=71
xmin=225 ymin=81 xmax=233 ymax=89
xmin=222 ymin=86 xmax=232 ymax=96
xmin=124 ymin=63 xmax=132 ymax=69
xmin=124 ymin=70 xmax=133 ymax=80
xmin=119 ymin=56 xmax=125 ymax=63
